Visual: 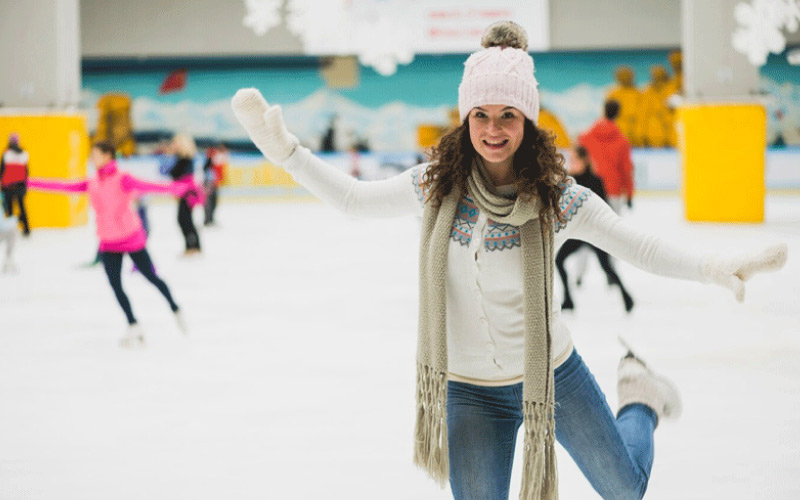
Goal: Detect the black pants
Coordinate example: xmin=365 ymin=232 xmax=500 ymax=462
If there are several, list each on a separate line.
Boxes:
xmin=101 ymin=249 xmax=179 ymax=325
xmin=556 ymin=239 xmax=633 ymax=310
xmin=204 ymin=184 xmax=218 ymax=225
xmin=177 ymin=197 xmax=201 ymax=250
xmin=2 ymin=184 xmax=29 ymax=234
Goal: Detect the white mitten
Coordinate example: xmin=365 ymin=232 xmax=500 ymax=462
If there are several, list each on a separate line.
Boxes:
xmin=231 ymin=88 xmax=299 ymax=164
xmin=702 ymin=243 xmax=788 ymax=302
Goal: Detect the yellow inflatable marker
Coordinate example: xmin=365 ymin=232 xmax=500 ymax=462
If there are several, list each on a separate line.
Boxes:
xmin=676 ymin=104 xmax=765 ymax=223
xmin=0 ymin=114 xmax=89 ymax=228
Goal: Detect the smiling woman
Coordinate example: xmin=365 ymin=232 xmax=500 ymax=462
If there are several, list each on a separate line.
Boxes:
xmin=230 ymin=20 xmax=787 ymax=500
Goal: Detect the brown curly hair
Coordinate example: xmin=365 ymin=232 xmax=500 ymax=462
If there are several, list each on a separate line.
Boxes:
xmin=424 ymin=119 xmax=568 ymax=225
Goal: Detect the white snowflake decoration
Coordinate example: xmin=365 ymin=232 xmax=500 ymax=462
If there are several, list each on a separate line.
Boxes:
xmin=243 ymin=0 xmax=282 ymax=37
xmin=247 ymin=0 xmax=417 ymax=76
xmin=284 ymin=0 xmax=352 ymax=54
xmin=732 ymin=0 xmax=800 ymax=66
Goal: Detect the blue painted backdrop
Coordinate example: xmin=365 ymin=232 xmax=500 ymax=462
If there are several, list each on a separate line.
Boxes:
xmin=82 ymin=49 xmax=800 ymax=151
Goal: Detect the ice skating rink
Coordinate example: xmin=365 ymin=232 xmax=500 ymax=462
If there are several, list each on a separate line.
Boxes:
xmin=1 ymin=194 xmax=798 ymax=500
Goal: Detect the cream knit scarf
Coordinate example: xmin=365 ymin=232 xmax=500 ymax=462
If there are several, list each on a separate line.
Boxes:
xmin=414 ymin=158 xmax=558 ymax=500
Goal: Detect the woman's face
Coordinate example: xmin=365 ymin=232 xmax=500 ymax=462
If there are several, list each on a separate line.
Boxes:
xmin=468 ymin=105 xmax=525 ymax=169
xmin=90 ymin=147 xmax=113 ymax=168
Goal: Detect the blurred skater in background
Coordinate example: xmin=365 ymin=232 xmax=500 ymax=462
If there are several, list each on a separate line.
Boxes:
xmin=27 ymin=141 xmax=198 ymax=347
xmin=203 ymin=143 xmax=228 ymax=227
xmin=556 ymin=145 xmax=635 ymax=312
xmin=167 ymin=133 xmax=203 ymax=255
xmin=1 ymin=133 xmax=31 ymax=237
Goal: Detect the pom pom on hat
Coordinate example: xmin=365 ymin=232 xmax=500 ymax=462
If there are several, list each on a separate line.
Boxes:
xmin=481 ymin=20 xmax=528 ymax=50
xmin=459 ymin=21 xmax=539 ymax=124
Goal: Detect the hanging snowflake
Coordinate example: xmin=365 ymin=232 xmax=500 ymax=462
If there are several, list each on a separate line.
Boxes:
xmin=732 ymin=0 xmax=800 ymax=66
xmin=284 ymin=0 xmax=352 ymax=54
xmin=349 ymin=2 xmax=417 ymax=76
xmin=243 ymin=0 xmax=283 ymax=37
xmin=248 ymin=0 xmax=417 ymax=76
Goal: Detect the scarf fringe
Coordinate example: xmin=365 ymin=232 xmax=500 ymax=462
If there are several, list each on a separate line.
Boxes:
xmin=412 ymin=362 xmax=449 ymax=487
xmin=519 ymin=400 xmax=559 ymax=500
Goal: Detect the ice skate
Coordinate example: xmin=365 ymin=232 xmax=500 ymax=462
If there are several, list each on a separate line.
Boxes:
xmin=174 ymin=310 xmax=189 ymax=335
xmin=120 ymin=324 xmax=146 ymax=348
xmin=617 ymin=339 xmax=682 ymax=424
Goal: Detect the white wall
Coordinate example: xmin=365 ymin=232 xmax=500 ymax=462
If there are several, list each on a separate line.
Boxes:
xmin=80 ymin=0 xmax=302 ymax=57
xmin=549 ymin=0 xmax=681 ymax=49
xmin=0 ymin=0 xmax=81 ymax=108
xmin=80 ymin=0 xmax=684 ymax=58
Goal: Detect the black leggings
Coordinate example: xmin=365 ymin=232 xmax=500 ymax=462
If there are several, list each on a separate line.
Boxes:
xmin=204 ymin=184 xmax=218 ymax=225
xmin=178 ymin=198 xmax=201 ymax=250
xmin=556 ymin=239 xmax=633 ymax=309
xmin=2 ymin=184 xmax=29 ymax=234
xmin=101 ymin=249 xmax=179 ymax=325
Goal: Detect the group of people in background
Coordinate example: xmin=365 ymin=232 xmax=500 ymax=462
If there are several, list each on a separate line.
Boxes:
xmin=0 ymin=130 xmax=230 ymax=346
xmin=606 ymin=50 xmax=683 ymax=148
xmin=557 ymin=98 xmax=637 ymax=313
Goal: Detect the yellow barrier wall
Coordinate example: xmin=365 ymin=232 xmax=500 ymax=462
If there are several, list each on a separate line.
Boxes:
xmin=224 ymin=162 xmax=299 ymax=188
xmin=676 ymin=104 xmax=766 ymax=222
xmin=0 ymin=114 xmax=89 ymax=228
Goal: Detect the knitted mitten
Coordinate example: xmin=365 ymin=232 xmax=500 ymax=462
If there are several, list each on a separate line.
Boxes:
xmin=231 ymin=88 xmax=299 ymax=164
xmin=617 ymin=352 xmax=682 ymax=426
xmin=702 ymin=243 xmax=788 ymax=302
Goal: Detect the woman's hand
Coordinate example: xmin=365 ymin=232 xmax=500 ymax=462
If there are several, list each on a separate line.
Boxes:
xmin=703 ymin=243 xmax=788 ymax=302
xmin=231 ymin=88 xmax=299 ymax=164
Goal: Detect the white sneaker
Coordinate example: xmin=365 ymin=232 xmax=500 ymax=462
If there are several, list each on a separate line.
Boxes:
xmin=120 ymin=324 xmax=146 ymax=348
xmin=617 ymin=350 xmax=682 ymax=425
xmin=174 ymin=310 xmax=189 ymax=335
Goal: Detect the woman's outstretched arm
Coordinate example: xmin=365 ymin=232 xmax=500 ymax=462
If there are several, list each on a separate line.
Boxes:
xmin=27 ymin=179 xmax=88 ymax=193
xmin=232 ymin=88 xmax=423 ymax=218
xmin=556 ymin=183 xmax=787 ymax=302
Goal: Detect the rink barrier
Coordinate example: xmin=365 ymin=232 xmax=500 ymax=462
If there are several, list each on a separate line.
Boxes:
xmin=0 ymin=114 xmax=89 ymax=228
xmin=677 ymin=104 xmax=766 ymax=223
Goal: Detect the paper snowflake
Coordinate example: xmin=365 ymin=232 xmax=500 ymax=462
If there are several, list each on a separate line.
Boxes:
xmin=243 ymin=0 xmax=282 ymax=37
xmin=732 ymin=0 xmax=800 ymax=66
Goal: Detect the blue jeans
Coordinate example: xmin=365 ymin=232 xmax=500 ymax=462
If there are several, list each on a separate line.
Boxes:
xmin=447 ymin=348 xmax=657 ymax=500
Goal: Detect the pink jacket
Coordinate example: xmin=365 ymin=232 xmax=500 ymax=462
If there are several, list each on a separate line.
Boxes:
xmin=28 ymin=161 xmax=197 ymax=251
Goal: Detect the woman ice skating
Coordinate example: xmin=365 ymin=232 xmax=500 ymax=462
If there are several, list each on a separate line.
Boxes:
xmin=231 ymin=21 xmax=787 ymax=500
xmin=167 ymin=133 xmax=203 ymax=255
xmin=556 ymin=145 xmax=635 ymax=312
xmin=28 ymin=141 xmax=198 ymax=347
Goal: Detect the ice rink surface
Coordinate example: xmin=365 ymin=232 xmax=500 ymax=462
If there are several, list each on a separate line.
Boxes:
xmin=1 ymin=194 xmax=798 ymax=500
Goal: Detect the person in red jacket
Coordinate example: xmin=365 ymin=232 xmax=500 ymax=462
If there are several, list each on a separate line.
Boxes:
xmin=0 ymin=133 xmax=31 ymax=236
xmin=579 ymin=100 xmax=634 ymax=214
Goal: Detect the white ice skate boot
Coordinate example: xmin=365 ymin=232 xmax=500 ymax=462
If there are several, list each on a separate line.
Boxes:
xmin=174 ymin=310 xmax=189 ymax=335
xmin=120 ymin=324 xmax=146 ymax=348
xmin=617 ymin=350 xmax=682 ymax=425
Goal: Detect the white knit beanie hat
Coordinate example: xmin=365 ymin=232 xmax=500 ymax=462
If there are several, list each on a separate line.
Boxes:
xmin=458 ymin=21 xmax=540 ymax=124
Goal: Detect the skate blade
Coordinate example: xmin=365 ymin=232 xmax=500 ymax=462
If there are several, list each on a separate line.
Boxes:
xmin=119 ymin=336 xmax=146 ymax=349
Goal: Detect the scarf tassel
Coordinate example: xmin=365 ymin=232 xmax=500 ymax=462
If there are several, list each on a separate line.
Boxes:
xmin=413 ymin=362 xmax=450 ymax=486
xmin=519 ymin=400 xmax=559 ymax=500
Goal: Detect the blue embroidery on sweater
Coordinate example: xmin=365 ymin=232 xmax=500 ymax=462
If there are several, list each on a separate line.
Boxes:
xmin=451 ymin=195 xmax=478 ymax=246
xmin=555 ymin=177 xmax=590 ymax=233
xmin=484 ymin=220 xmax=521 ymax=251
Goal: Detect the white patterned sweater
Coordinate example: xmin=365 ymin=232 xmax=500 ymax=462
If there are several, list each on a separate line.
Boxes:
xmin=283 ymin=146 xmax=706 ymax=385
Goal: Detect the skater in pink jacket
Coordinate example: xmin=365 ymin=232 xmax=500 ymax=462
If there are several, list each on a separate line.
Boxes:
xmin=28 ymin=141 xmax=201 ymax=347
